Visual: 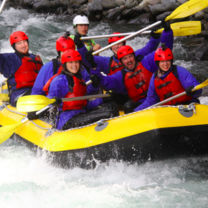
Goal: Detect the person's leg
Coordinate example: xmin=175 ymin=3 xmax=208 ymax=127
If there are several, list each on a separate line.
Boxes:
xmin=123 ymin=100 xmax=141 ymax=114
xmin=62 ymin=101 xmax=119 ymax=130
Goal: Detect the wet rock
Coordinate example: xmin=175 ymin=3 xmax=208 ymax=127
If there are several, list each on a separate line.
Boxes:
xmin=88 ymin=0 xmax=103 ymax=13
xmin=204 ymin=23 xmax=208 ymax=30
xmin=60 ymin=0 xmax=70 ymax=5
xmin=177 ymin=0 xmax=188 ymax=4
xmin=128 ymin=12 xmax=155 ymax=24
xmin=204 ymin=14 xmax=208 ymax=20
xmin=116 ymin=0 xmax=125 ymax=6
xmin=186 ymin=41 xmax=208 ymax=61
xmin=55 ymin=6 xmax=65 ymax=15
xmin=121 ymin=9 xmax=133 ymax=19
xmin=106 ymin=6 xmax=125 ymax=21
xmin=67 ymin=6 xmax=74 ymax=15
xmin=138 ymin=0 xmax=161 ymax=7
xmin=101 ymin=0 xmax=117 ymax=9
xmin=70 ymin=0 xmax=87 ymax=4
xmin=125 ymin=0 xmax=138 ymax=9
xmin=203 ymin=7 xmax=208 ymax=13
xmin=156 ymin=11 xmax=172 ymax=21
xmin=194 ymin=11 xmax=205 ymax=20
xmin=19 ymin=0 xmax=34 ymax=7
xmin=149 ymin=1 xmax=180 ymax=15
xmin=201 ymin=30 xmax=208 ymax=37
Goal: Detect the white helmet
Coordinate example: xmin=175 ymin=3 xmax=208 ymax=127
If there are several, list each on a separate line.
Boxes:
xmin=73 ymin=15 xmax=89 ymax=27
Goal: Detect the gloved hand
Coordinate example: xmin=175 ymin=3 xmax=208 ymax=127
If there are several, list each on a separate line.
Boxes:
xmin=185 ymin=86 xmax=195 ymax=96
xmin=74 ymin=33 xmax=84 ymax=49
xmin=91 ymin=75 xmax=100 ymax=88
xmin=85 ymin=51 xmax=97 ymax=68
xmin=64 ymin=31 xmax=70 ymax=39
xmin=51 ymin=97 xmax=62 ymax=107
xmin=27 ymin=111 xmax=38 ymax=120
xmin=161 ymin=19 xmax=171 ymax=31
xmin=151 ymin=29 xmax=160 ymax=39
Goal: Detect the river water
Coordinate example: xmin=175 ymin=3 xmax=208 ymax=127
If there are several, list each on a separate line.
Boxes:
xmin=1 ymin=6 xmax=208 ymax=208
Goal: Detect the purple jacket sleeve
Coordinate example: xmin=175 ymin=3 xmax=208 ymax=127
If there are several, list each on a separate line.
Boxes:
xmin=80 ymin=67 xmax=100 ymax=95
xmin=31 ymin=61 xmax=55 ymax=95
xmin=177 ymin=66 xmax=202 ymax=98
xmin=91 ymin=67 xmax=127 ymax=94
xmin=78 ymin=45 xmax=110 ymax=74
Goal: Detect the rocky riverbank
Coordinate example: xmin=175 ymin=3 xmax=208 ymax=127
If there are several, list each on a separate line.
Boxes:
xmin=8 ymin=0 xmax=208 ymax=60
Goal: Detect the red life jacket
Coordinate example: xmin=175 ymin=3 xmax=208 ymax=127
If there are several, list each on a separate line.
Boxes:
xmin=63 ymin=75 xmax=87 ymax=111
xmin=43 ymin=65 xmax=63 ymax=95
xmin=154 ymin=66 xmax=192 ymax=105
xmin=14 ymin=55 xmax=43 ymax=89
xmin=108 ymin=56 xmax=123 ymax=75
xmin=123 ymin=62 xmax=153 ymax=102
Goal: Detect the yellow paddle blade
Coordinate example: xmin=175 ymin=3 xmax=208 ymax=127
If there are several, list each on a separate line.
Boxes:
xmin=194 ymin=79 xmax=208 ymax=91
xmin=0 ymin=93 xmax=9 ymax=101
xmin=156 ymin=21 xmax=201 ymax=36
xmin=166 ymin=0 xmax=208 ymax=21
xmin=17 ymin=95 xmax=55 ymax=112
xmin=0 ymin=121 xmax=22 ymax=144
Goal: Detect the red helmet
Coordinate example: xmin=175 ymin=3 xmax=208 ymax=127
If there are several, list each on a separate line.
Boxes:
xmin=61 ymin=49 xmax=82 ymax=64
xmin=56 ymin=36 xmax=75 ymax=52
xmin=108 ymin=32 xmax=126 ymax=44
xmin=117 ymin=45 xmax=134 ymax=61
xmin=10 ymin=31 xmax=28 ymax=45
xmin=154 ymin=44 xmax=173 ymax=61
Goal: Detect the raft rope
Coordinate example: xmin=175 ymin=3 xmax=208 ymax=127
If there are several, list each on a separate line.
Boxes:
xmin=3 ymin=103 xmax=196 ymax=133
xmin=57 ymin=104 xmax=191 ymax=133
xmin=4 ymin=105 xmax=51 ymax=130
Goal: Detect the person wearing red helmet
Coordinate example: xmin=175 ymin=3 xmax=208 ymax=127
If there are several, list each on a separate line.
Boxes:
xmin=31 ymin=34 xmax=76 ymax=97
xmin=46 ymin=49 xmax=118 ymax=130
xmin=0 ymin=31 xmax=43 ymax=107
xmin=134 ymin=43 xmax=202 ymax=112
xmin=88 ymin=27 xmax=174 ymax=114
xmin=28 ymin=34 xmax=100 ymax=120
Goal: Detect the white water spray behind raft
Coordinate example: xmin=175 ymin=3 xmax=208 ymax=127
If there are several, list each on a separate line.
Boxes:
xmin=0 ymin=7 xmax=208 ymax=208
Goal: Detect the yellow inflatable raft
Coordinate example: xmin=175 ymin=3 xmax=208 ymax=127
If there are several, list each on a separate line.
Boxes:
xmin=1 ymin=100 xmax=208 ymax=168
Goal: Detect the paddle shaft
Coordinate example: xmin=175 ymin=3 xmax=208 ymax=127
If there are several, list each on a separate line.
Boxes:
xmin=61 ymin=93 xmax=110 ymax=102
xmin=81 ymin=31 xmax=152 ymax=40
xmin=21 ymin=106 xmax=50 ymax=123
xmin=92 ymin=21 xmax=161 ymax=55
xmin=148 ymin=86 xmax=200 ymax=108
xmin=0 ymin=0 xmax=7 ymax=14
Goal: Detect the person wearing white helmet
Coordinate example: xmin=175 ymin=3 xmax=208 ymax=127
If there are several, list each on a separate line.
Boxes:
xmin=70 ymin=15 xmax=101 ymax=53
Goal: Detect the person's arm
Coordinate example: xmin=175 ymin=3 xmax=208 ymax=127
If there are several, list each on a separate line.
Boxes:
xmin=31 ymin=61 xmax=54 ymax=95
xmin=91 ymin=67 xmax=126 ymax=94
xmin=0 ymin=53 xmax=21 ymax=78
xmin=141 ymin=28 xmax=174 ymax=74
xmin=135 ymin=35 xmax=160 ymax=57
xmin=80 ymin=67 xmax=100 ymax=95
xmin=160 ymin=29 xmax=173 ymax=50
xmin=47 ymin=75 xmax=68 ymax=99
xmin=177 ymin=66 xmax=202 ymax=98
xmin=134 ymin=76 xmax=160 ymax=111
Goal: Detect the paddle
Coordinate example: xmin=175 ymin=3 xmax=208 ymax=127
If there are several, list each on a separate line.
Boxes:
xmin=148 ymin=79 xmax=208 ymax=108
xmin=16 ymin=93 xmax=110 ymax=112
xmin=0 ymin=105 xmax=49 ymax=144
xmin=0 ymin=0 xmax=7 ymax=13
xmin=0 ymin=93 xmax=9 ymax=101
xmin=92 ymin=0 xmax=208 ymax=55
xmin=81 ymin=21 xmax=201 ymax=40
